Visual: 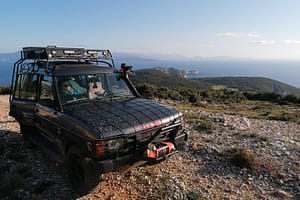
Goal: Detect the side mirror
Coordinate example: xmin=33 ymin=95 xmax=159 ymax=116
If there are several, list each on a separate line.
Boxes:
xmin=120 ymin=63 xmax=135 ymax=78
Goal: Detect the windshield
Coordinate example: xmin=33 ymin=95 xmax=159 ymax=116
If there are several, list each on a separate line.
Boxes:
xmin=57 ymin=73 xmax=134 ymax=105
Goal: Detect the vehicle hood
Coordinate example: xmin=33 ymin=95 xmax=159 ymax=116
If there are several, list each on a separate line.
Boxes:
xmin=63 ymin=98 xmax=181 ymax=138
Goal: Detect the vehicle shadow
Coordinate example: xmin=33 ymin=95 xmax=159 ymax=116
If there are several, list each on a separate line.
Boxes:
xmin=0 ymin=120 xmax=18 ymax=124
xmin=0 ymin=130 xmax=80 ymax=199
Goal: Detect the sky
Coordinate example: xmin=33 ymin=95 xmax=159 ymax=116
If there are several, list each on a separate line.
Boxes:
xmin=1 ymin=0 xmax=300 ymax=60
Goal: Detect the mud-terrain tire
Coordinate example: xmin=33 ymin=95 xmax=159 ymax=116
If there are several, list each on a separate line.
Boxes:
xmin=65 ymin=146 xmax=99 ymax=195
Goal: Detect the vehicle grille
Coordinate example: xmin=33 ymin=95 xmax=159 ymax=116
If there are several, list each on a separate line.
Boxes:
xmin=120 ymin=123 xmax=181 ymax=156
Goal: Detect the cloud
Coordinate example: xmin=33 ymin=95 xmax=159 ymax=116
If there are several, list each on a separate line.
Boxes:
xmin=282 ymin=40 xmax=300 ymax=44
xmin=249 ymin=39 xmax=300 ymax=45
xmin=216 ymin=32 xmax=260 ymax=38
xmin=246 ymin=32 xmax=261 ymax=38
xmin=249 ymin=40 xmax=276 ymax=45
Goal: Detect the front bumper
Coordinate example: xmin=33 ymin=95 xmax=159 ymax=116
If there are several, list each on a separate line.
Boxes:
xmin=86 ymin=130 xmax=189 ymax=174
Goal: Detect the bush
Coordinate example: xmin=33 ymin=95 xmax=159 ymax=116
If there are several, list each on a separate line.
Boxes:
xmin=227 ymin=148 xmax=255 ymax=169
xmin=244 ymin=92 xmax=300 ymax=105
xmin=281 ymin=94 xmax=300 ymax=104
xmin=136 ymin=83 xmax=187 ymax=101
xmin=136 ymin=83 xmax=248 ymax=104
xmin=195 ymin=119 xmax=216 ymax=133
xmin=244 ymin=92 xmax=281 ymax=101
xmin=0 ymin=86 xmax=11 ymax=94
xmin=268 ymin=112 xmax=300 ymax=122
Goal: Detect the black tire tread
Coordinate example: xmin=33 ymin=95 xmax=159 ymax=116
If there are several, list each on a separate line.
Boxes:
xmin=65 ymin=146 xmax=99 ymax=195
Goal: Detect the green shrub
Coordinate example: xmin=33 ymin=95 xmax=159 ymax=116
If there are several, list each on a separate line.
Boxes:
xmin=0 ymin=86 xmax=11 ymax=94
xmin=195 ymin=120 xmax=216 ymax=133
xmin=244 ymin=92 xmax=300 ymax=105
xmin=281 ymin=94 xmax=300 ymax=104
xmin=136 ymin=83 xmax=247 ymax=104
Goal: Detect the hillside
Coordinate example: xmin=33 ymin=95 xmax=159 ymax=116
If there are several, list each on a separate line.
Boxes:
xmin=131 ymin=68 xmax=300 ymax=95
xmin=130 ymin=68 xmax=210 ymax=90
xmin=196 ymin=77 xmax=300 ymax=95
xmin=1 ymin=95 xmax=299 ymax=199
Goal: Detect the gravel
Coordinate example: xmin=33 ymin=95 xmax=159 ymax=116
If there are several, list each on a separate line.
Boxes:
xmin=0 ymin=95 xmax=299 ymax=199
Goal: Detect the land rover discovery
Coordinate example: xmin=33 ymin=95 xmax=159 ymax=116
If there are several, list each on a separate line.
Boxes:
xmin=9 ymin=46 xmax=188 ymax=194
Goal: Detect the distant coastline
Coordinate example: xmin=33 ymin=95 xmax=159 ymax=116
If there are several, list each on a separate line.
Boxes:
xmin=116 ymin=59 xmax=300 ymax=89
xmin=1 ymin=60 xmax=300 ymax=89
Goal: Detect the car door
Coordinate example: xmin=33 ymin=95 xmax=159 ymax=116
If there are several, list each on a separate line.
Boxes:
xmin=35 ymin=74 xmax=64 ymax=157
xmin=10 ymin=73 xmax=38 ymax=126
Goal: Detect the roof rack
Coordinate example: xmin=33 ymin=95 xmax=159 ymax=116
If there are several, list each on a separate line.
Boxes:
xmin=20 ymin=46 xmax=115 ymax=71
xmin=22 ymin=46 xmax=113 ymax=61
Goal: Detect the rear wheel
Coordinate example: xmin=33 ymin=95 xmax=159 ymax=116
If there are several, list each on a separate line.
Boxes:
xmin=65 ymin=146 xmax=99 ymax=195
xmin=20 ymin=124 xmax=36 ymax=148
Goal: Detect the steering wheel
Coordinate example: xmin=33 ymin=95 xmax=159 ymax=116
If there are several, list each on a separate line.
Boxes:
xmin=95 ymin=91 xmax=107 ymax=97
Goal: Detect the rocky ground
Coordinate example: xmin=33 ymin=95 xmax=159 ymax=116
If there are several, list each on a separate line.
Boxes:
xmin=0 ymin=95 xmax=299 ymax=200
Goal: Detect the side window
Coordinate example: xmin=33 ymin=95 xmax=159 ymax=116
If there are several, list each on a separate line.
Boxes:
xmin=14 ymin=74 xmax=38 ymax=100
xmin=107 ymin=74 xmax=132 ymax=95
xmin=39 ymin=75 xmax=55 ymax=107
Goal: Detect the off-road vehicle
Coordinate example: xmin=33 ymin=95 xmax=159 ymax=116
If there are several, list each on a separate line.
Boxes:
xmin=9 ymin=46 xmax=188 ymax=194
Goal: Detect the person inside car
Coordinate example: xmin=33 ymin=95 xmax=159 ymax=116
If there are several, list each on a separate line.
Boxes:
xmin=62 ymin=81 xmax=73 ymax=95
xmin=60 ymin=80 xmax=76 ymax=103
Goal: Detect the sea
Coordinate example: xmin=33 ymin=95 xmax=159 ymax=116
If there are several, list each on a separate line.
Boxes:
xmin=115 ymin=59 xmax=300 ymax=89
xmin=1 ymin=60 xmax=300 ymax=89
xmin=0 ymin=61 xmax=13 ymax=87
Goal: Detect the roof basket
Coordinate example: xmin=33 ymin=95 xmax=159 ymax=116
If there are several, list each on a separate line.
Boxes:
xmin=22 ymin=46 xmax=113 ymax=62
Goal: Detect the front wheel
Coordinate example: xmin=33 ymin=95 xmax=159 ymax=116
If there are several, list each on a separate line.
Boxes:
xmin=65 ymin=146 xmax=100 ymax=195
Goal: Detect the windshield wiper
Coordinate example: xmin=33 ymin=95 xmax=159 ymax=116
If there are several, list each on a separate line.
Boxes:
xmin=64 ymin=97 xmax=88 ymax=105
xmin=109 ymin=94 xmax=135 ymax=100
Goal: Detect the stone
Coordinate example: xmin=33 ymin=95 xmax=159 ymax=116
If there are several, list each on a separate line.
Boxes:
xmin=1 ymin=95 xmax=299 ymax=199
xmin=271 ymin=190 xmax=290 ymax=199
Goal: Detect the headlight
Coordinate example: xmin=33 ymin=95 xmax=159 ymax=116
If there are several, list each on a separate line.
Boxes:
xmin=95 ymin=138 xmax=124 ymax=156
xmin=107 ymin=138 xmax=123 ymax=152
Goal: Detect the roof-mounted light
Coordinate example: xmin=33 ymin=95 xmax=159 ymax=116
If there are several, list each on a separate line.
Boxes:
xmin=102 ymin=51 xmax=108 ymax=56
xmin=64 ymin=50 xmax=75 ymax=54
xmin=87 ymin=50 xmax=98 ymax=55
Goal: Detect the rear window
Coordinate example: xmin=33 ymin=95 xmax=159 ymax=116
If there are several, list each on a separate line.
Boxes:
xmin=14 ymin=74 xmax=38 ymax=100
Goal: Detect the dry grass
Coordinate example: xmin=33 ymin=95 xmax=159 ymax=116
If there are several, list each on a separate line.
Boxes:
xmin=225 ymin=147 xmax=277 ymax=175
xmin=195 ymin=119 xmax=217 ymax=133
xmin=227 ymin=148 xmax=256 ymax=169
xmin=174 ymin=100 xmax=300 ymax=123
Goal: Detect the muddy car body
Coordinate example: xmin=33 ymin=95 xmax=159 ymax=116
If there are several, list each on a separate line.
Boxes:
xmin=9 ymin=46 xmax=188 ymax=194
